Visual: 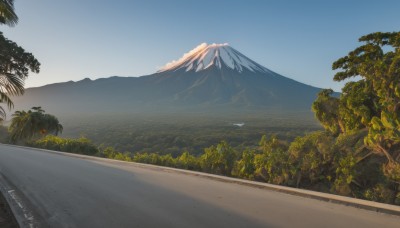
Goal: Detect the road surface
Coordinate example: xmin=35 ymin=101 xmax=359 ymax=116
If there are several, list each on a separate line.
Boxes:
xmin=0 ymin=144 xmax=399 ymax=228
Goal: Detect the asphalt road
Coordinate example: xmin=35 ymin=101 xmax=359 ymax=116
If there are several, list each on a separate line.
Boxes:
xmin=0 ymin=144 xmax=399 ymax=228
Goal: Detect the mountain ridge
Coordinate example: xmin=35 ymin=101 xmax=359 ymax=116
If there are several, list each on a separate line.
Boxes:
xmin=11 ymin=43 xmax=324 ymax=120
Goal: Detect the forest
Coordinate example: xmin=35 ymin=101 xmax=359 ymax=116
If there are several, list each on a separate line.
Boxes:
xmin=58 ymin=112 xmax=319 ymax=156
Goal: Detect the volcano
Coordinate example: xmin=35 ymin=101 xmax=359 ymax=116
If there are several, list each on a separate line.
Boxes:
xmin=158 ymin=43 xmax=271 ymax=73
xmin=11 ymin=43 xmax=322 ymax=118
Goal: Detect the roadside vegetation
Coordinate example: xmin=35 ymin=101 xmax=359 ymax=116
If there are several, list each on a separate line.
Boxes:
xmin=20 ymin=129 xmax=399 ymax=205
xmin=28 ymin=135 xmax=98 ymax=156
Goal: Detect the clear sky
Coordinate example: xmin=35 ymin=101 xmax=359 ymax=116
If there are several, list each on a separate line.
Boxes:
xmin=2 ymin=0 xmax=399 ymax=91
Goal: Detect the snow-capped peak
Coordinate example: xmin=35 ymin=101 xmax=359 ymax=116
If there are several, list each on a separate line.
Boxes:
xmin=158 ymin=43 xmax=271 ymax=73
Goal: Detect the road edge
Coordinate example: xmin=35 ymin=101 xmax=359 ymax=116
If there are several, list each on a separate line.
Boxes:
xmin=0 ymin=172 xmax=45 ymax=228
xmin=2 ymin=143 xmax=400 ymax=217
xmin=0 ymin=181 xmax=19 ymax=228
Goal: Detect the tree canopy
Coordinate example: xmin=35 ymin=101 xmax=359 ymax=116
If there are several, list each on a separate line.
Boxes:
xmin=0 ymin=0 xmax=40 ymax=121
xmin=327 ymin=32 xmax=400 ymax=182
xmin=0 ymin=32 xmax=40 ymax=120
xmin=9 ymin=107 xmax=63 ymax=142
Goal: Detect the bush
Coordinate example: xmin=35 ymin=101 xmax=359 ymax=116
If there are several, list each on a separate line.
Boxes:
xmin=29 ymin=135 xmax=99 ymax=155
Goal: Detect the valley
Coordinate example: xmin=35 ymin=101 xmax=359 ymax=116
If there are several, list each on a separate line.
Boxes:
xmin=59 ymin=112 xmax=320 ymax=156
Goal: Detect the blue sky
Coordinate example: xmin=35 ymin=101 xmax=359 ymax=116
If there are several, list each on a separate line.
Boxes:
xmin=2 ymin=0 xmax=399 ymax=91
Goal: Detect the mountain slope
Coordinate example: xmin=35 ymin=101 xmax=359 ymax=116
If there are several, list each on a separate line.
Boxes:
xmin=11 ymin=43 xmax=322 ymax=118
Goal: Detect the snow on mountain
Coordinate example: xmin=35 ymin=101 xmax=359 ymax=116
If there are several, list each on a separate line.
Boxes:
xmin=159 ymin=43 xmax=272 ymax=74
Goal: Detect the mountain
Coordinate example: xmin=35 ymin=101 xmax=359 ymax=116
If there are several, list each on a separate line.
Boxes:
xmin=11 ymin=43 xmax=322 ymax=119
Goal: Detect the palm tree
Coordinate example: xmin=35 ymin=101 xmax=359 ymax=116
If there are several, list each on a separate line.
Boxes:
xmin=0 ymin=32 xmax=40 ymax=121
xmin=9 ymin=107 xmax=63 ymax=143
xmin=0 ymin=0 xmax=18 ymax=26
xmin=8 ymin=110 xmax=30 ymax=141
xmin=0 ymin=67 xmax=25 ymax=121
xmin=0 ymin=1 xmax=38 ymax=121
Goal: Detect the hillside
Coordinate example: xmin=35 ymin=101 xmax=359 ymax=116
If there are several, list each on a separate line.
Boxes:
xmin=11 ymin=43 xmax=323 ymax=119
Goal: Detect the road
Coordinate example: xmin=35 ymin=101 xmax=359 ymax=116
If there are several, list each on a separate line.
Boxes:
xmin=0 ymin=144 xmax=399 ymax=228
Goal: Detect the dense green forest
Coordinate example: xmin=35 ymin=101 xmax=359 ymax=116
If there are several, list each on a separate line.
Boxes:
xmin=1 ymin=112 xmax=320 ymax=156
xmin=58 ymin=113 xmax=319 ymax=156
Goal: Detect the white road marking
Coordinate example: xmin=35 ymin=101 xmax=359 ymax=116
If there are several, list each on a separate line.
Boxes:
xmin=7 ymin=189 xmax=36 ymax=228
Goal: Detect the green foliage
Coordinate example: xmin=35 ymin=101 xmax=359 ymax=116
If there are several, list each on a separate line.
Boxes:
xmin=0 ymin=33 xmax=40 ymax=120
xmin=364 ymin=183 xmax=398 ymax=204
xmin=200 ymin=141 xmax=237 ymax=176
xmin=9 ymin=107 xmax=63 ymax=143
xmin=332 ymin=31 xmax=400 ymax=183
xmin=333 ymin=153 xmax=356 ymax=195
xmin=306 ymin=31 xmax=400 ymax=203
xmin=132 ymin=152 xmax=178 ymax=166
xmin=0 ymin=1 xmax=39 ymax=123
xmin=30 ymin=135 xmax=98 ymax=155
xmin=160 ymin=154 xmax=176 ymax=167
xmin=288 ymin=131 xmax=335 ymax=188
xmin=132 ymin=152 xmax=151 ymax=164
xmin=253 ymin=135 xmax=290 ymax=184
xmin=177 ymin=151 xmax=200 ymax=170
xmin=335 ymin=81 xmax=379 ymax=132
xmin=233 ymin=149 xmax=256 ymax=179
xmin=59 ymin=114 xmax=318 ymax=157
xmin=312 ymin=89 xmax=341 ymax=135
xmin=102 ymin=146 xmax=132 ymax=161
xmin=0 ymin=0 xmax=23 ymax=120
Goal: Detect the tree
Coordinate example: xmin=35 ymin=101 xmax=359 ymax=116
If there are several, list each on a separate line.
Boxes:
xmin=233 ymin=149 xmax=256 ymax=179
xmin=332 ymin=32 xmax=400 ymax=183
xmin=0 ymin=0 xmax=18 ymax=26
xmin=177 ymin=151 xmax=199 ymax=170
xmin=200 ymin=141 xmax=237 ymax=175
xmin=312 ymin=89 xmax=342 ymax=135
xmin=0 ymin=32 xmax=40 ymax=121
xmin=0 ymin=0 xmax=40 ymax=121
xmin=31 ymin=135 xmax=99 ymax=156
xmin=9 ymin=107 xmax=63 ymax=142
xmin=337 ymin=80 xmax=379 ymax=132
xmin=288 ymin=131 xmax=335 ymax=188
xmin=254 ymin=135 xmax=290 ymax=184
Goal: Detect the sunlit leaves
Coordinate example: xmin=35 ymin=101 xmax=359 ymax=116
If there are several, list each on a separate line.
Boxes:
xmin=312 ymin=89 xmax=341 ymax=135
xmin=200 ymin=141 xmax=237 ymax=175
xmin=328 ymin=31 xmax=400 ymax=183
xmin=31 ymin=135 xmax=98 ymax=155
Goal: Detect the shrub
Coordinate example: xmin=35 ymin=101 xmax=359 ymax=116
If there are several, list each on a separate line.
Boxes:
xmin=29 ymin=135 xmax=98 ymax=155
